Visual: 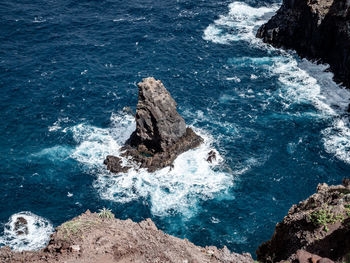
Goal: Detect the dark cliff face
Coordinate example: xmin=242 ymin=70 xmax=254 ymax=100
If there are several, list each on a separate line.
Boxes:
xmin=256 ymin=181 xmax=350 ymax=263
xmin=257 ymin=0 xmax=350 ymax=88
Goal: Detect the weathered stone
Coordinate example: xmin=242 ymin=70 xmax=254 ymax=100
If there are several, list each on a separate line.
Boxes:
xmin=256 ymin=0 xmax=350 ymax=90
xmin=105 ymin=78 xmax=203 ymax=172
xmin=256 ymin=181 xmax=350 ymax=262
xmin=295 ymin=250 xmax=321 ymax=263
xmin=14 ymin=217 xmax=28 ymax=236
xmin=207 ymin=150 xmax=217 ymax=163
xmin=0 ymin=211 xmax=254 ymax=263
xmin=127 ymin=77 xmax=187 ymax=153
xmin=103 ymin=156 xmax=130 ymax=174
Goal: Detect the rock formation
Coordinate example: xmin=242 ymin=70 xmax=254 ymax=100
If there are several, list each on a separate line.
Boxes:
xmin=105 ymin=77 xmax=203 ymax=173
xmin=256 ymin=0 xmax=350 ymax=88
xmin=14 ymin=217 xmax=28 ymax=236
xmin=0 ymin=211 xmax=254 ymax=263
xmin=256 ymin=180 xmax=350 ymax=263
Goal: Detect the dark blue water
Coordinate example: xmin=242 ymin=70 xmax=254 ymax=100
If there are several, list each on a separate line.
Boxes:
xmin=1 ymin=0 xmax=350 ymax=256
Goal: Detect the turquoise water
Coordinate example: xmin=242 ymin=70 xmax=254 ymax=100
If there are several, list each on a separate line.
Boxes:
xmin=1 ymin=0 xmax=350 ymax=256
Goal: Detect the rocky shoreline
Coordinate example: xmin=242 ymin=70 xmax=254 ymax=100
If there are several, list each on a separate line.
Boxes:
xmin=0 ymin=211 xmax=254 ymax=263
xmin=2 ymin=181 xmax=350 ymax=262
xmin=256 ymin=0 xmax=350 ymax=89
xmin=257 ymin=180 xmax=350 ymax=263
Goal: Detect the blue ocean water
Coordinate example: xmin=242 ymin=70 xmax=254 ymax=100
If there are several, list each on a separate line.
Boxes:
xmin=1 ymin=0 xmax=350 ymax=256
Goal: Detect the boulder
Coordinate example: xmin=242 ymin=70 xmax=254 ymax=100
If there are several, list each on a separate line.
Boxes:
xmin=14 ymin=217 xmax=28 ymax=236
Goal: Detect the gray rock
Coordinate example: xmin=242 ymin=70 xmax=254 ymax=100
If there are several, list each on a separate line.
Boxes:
xmin=127 ymin=77 xmax=187 ymax=153
xmin=105 ymin=77 xmax=203 ymax=173
xmin=256 ymin=0 xmax=350 ymax=89
xmin=14 ymin=217 xmax=28 ymax=236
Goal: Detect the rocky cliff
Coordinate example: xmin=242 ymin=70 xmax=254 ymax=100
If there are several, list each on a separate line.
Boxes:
xmin=256 ymin=180 xmax=350 ymax=263
xmin=256 ymin=0 xmax=350 ymax=88
xmin=104 ymin=77 xmax=203 ymax=173
xmin=0 ymin=211 xmax=254 ymax=263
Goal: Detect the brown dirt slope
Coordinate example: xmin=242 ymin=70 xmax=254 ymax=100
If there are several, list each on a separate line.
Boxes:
xmin=0 ymin=211 xmax=253 ymax=263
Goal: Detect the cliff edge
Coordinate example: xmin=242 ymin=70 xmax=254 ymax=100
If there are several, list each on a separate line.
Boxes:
xmin=257 ymin=0 xmax=350 ymax=88
xmin=0 ymin=211 xmax=253 ymax=263
xmin=257 ymin=180 xmax=350 ymax=263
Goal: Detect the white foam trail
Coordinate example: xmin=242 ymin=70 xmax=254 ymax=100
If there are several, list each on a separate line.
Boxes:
xmin=32 ymin=145 xmax=73 ymax=162
xmin=0 ymin=212 xmax=53 ymax=251
xmin=322 ymin=118 xmax=350 ymax=163
xmin=48 ymin=117 xmax=71 ymax=132
xmin=203 ymin=2 xmax=279 ymax=44
xmin=68 ymin=112 xmax=233 ymax=217
xmin=203 ymin=1 xmax=350 ymax=164
xmin=70 ymin=113 xmax=135 ymax=169
xmin=272 ymin=57 xmax=350 ymax=163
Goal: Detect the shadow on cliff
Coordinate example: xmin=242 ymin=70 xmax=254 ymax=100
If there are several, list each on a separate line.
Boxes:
xmin=305 ymin=218 xmax=350 ymax=260
xmin=257 ymin=0 xmax=350 ymax=88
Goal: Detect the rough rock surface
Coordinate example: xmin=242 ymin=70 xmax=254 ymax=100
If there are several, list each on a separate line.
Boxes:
xmin=256 ymin=0 xmax=350 ymax=88
xmin=14 ymin=217 xmax=28 ymax=236
xmin=0 ymin=211 xmax=254 ymax=263
xmin=256 ymin=180 xmax=350 ymax=262
xmin=105 ymin=77 xmax=203 ymax=173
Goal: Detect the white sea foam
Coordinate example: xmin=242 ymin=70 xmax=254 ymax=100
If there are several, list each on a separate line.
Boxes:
xmin=203 ymin=1 xmax=350 ymax=164
xmin=32 ymin=145 xmax=73 ymax=162
xmin=0 ymin=212 xmax=53 ymax=251
xmin=226 ymin=76 xmax=241 ymax=82
xmin=68 ymin=112 xmax=234 ymax=217
xmin=69 ymin=113 xmax=135 ymax=168
xmin=272 ymin=57 xmax=350 ymax=163
xmin=203 ymin=2 xmax=278 ymax=44
xmin=48 ymin=117 xmax=71 ymax=132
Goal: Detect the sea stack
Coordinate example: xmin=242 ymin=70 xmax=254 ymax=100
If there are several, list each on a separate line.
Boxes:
xmin=104 ymin=77 xmax=203 ymax=173
xmin=256 ymin=0 xmax=350 ymax=88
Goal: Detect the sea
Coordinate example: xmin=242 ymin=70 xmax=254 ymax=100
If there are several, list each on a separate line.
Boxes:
xmin=1 ymin=0 xmax=350 ymax=256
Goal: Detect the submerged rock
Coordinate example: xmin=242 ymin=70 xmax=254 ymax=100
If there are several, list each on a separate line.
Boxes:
xmin=256 ymin=0 xmax=350 ymax=89
xmin=105 ymin=77 xmax=203 ymax=173
xmin=14 ymin=217 xmax=28 ymax=236
xmin=207 ymin=150 xmax=217 ymax=163
xmin=256 ymin=180 xmax=350 ymax=262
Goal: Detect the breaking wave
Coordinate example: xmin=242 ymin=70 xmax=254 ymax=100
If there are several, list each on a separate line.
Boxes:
xmin=203 ymin=1 xmax=350 ymax=164
xmin=0 ymin=212 xmax=53 ymax=251
xmin=68 ymin=113 xmax=234 ymax=217
xmin=203 ymin=2 xmax=278 ymax=44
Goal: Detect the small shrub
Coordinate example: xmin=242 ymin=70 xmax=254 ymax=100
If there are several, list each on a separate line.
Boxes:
xmin=98 ymin=208 xmax=114 ymax=219
xmin=345 ymin=204 xmax=350 ymax=217
xmin=60 ymin=218 xmax=97 ymax=239
xmin=309 ymin=208 xmax=343 ymax=232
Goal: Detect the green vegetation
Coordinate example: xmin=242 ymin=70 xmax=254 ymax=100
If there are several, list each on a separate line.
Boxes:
xmin=59 ymin=218 xmax=97 ymax=239
xmin=344 ymin=204 xmax=350 ymax=217
xmin=344 ymin=252 xmax=350 ymax=263
xmin=309 ymin=207 xmax=344 ymax=232
xmin=98 ymin=208 xmax=114 ymax=219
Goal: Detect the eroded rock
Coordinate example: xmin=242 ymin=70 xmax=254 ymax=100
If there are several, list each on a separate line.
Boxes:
xmin=256 ymin=180 xmax=350 ymax=262
xmin=207 ymin=150 xmax=217 ymax=163
xmin=104 ymin=77 xmax=203 ymax=173
xmin=0 ymin=211 xmax=254 ymax=263
xmin=14 ymin=217 xmax=28 ymax=236
xmin=256 ymin=0 xmax=350 ymax=89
